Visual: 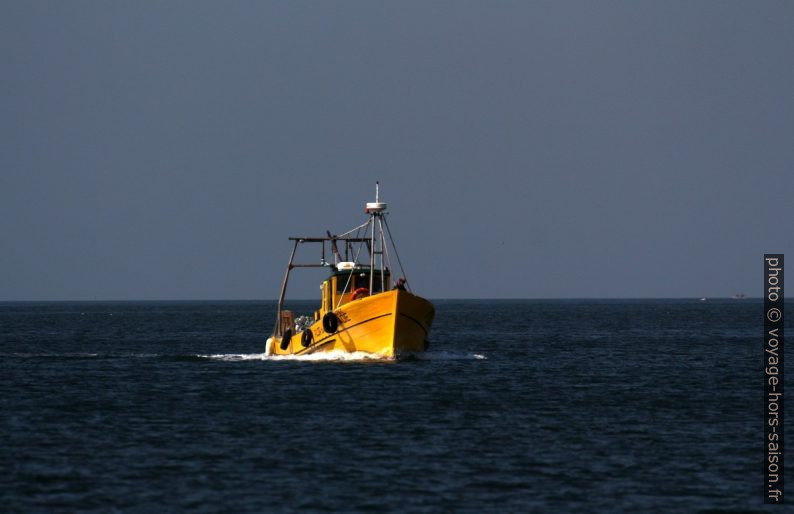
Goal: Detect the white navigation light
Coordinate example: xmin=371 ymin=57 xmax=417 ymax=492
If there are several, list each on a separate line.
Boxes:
xmin=336 ymin=261 xmax=356 ymax=270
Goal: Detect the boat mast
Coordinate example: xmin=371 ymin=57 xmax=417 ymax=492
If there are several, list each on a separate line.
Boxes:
xmin=365 ymin=182 xmax=387 ymax=294
xmin=378 ymin=216 xmax=387 ymax=292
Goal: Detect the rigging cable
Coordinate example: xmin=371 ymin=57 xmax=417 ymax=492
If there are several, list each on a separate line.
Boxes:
xmin=335 ymin=218 xmax=370 ymax=310
xmin=337 ymin=219 xmax=371 ymax=239
xmin=382 ymin=216 xmax=410 ymax=292
xmin=377 ymin=215 xmax=390 ymax=292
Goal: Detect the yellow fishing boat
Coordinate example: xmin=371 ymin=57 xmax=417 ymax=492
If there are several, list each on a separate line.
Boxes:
xmin=265 ymin=184 xmax=434 ymax=359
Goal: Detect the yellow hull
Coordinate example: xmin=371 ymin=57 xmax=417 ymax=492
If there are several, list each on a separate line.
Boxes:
xmin=267 ymin=290 xmax=434 ymax=359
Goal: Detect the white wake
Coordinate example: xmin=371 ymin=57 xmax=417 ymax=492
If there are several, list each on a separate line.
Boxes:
xmin=197 ymin=350 xmax=486 ymax=362
xmin=197 ymin=350 xmax=388 ymax=362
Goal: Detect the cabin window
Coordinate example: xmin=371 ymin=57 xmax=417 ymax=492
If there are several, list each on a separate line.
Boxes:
xmin=336 ymin=275 xmax=353 ymax=294
xmin=357 ymin=273 xmax=388 ymax=293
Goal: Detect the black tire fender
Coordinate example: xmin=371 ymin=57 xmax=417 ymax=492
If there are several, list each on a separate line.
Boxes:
xmin=322 ymin=312 xmax=338 ymax=334
xmin=280 ymin=328 xmax=292 ymax=351
xmin=301 ymin=329 xmax=313 ymax=348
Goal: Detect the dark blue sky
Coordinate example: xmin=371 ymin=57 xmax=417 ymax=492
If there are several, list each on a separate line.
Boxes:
xmin=1 ymin=1 xmax=792 ymax=300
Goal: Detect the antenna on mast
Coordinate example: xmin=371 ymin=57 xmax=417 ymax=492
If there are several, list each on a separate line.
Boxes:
xmin=365 ymin=181 xmax=387 ymax=214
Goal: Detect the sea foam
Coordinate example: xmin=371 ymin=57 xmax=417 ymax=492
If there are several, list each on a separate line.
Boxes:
xmin=197 ymin=350 xmax=486 ymax=362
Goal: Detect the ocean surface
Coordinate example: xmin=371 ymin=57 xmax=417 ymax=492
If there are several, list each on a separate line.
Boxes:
xmin=0 ymin=299 xmax=786 ymax=512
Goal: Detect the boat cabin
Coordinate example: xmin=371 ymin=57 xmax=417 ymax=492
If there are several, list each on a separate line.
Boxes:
xmin=277 ymin=265 xmax=392 ymax=337
xmin=321 ymin=266 xmax=391 ymax=314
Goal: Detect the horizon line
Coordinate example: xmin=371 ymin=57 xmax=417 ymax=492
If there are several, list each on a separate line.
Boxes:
xmin=0 ymin=296 xmax=762 ymax=303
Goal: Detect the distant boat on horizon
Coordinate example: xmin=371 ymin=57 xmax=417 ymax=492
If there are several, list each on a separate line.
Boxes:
xmin=732 ymin=293 xmax=746 ymax=300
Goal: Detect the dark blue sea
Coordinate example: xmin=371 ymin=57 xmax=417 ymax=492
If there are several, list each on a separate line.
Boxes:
xmin=0 ymin=299 xmax=786 ymax=512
